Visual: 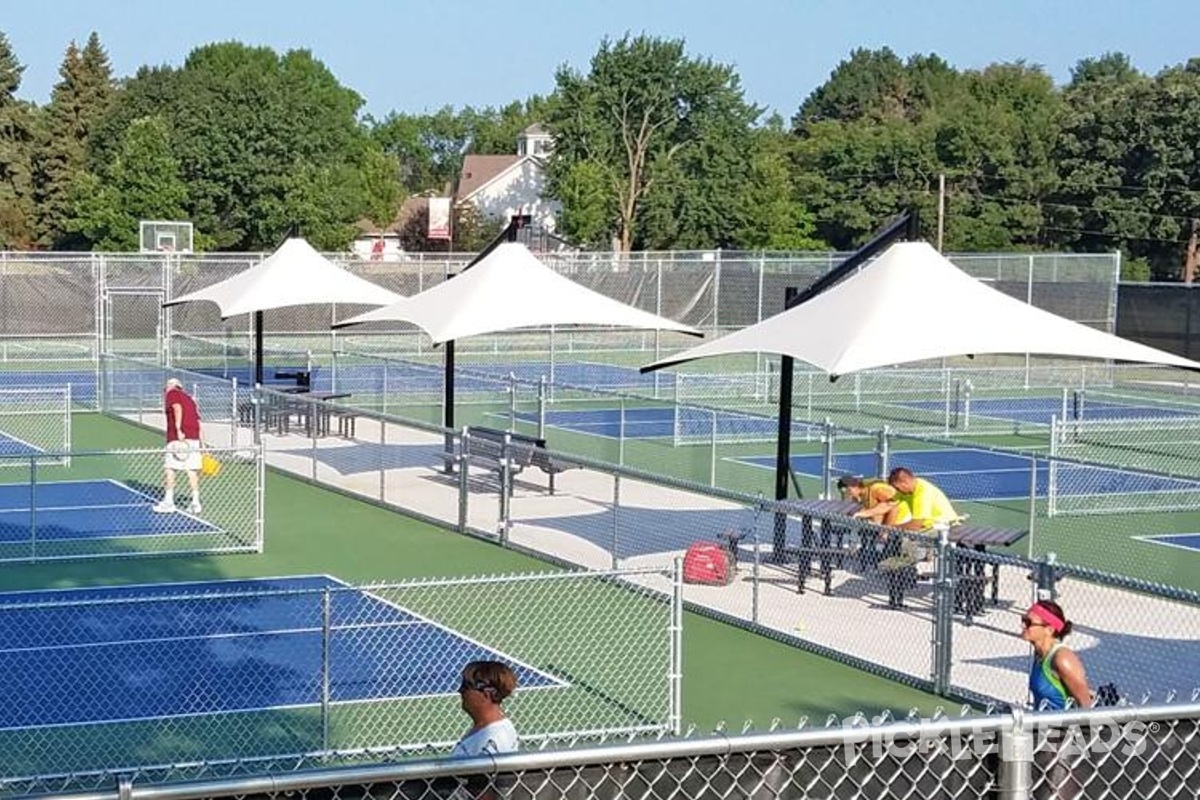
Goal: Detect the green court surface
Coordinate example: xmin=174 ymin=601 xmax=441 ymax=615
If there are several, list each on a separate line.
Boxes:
xmin=0 ymin=413 xmax=947 ymax=736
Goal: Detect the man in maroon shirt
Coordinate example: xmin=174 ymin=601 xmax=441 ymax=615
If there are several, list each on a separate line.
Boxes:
xmin=154 ymin=378 xmax=204 ymax=514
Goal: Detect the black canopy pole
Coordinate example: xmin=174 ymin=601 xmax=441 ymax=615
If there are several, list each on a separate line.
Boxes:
xmin=254 ymin=310 xmax=265 ymax=387
xmin=443 ymin=219 xmax=521 ymax=469
xmin=769 ymin=208 xmax=920 ymax=558
xmin=771 ymin=288 xmax=799 ymax=558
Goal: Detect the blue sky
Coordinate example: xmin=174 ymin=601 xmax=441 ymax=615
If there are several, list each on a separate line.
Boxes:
xmin=4 ymin=0 xmax=1196 ymax=121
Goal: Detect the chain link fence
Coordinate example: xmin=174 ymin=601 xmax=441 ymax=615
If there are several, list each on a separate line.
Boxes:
xmin=0 ymin=444 xmax=262 ymax=562
xmin=98 ymin=367 xmax=1200 ymax=710
xmin=0 ymin=568 xmax=680 ymax=795
xmin=24 ymin=701 xmax=1200 ymax=800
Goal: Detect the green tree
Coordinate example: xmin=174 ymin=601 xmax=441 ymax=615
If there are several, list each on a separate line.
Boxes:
xmin=0 ymin=31 xmax=38 ymax=248
xmin=95 ymin=42 xmax=398 ymax=250
xmin=34 ymin=32 xmax=114 ymax=247
xmin=546 ymin=34 xmax=760 ymax=251
xmin=734 ymin=120 xmax=822 ymax=250
xmin=371 ymin=106 xmax=472 ymax=195
xmin=1051 ymin=57 xmax=1200 ymax=276
xmin=68 ymin=116 xmax=188 ymax=250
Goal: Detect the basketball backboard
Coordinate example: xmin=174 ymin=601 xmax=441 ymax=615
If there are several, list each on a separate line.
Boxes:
xmin=140 ymin=220 xmax=194 ymax=253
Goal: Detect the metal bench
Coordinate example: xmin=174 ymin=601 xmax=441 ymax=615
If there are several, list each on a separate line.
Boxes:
xmin=446 ymin=426 xmax=575 ymax=495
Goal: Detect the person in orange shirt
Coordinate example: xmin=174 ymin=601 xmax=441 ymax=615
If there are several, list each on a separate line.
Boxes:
xmin=836 ymin=475 xmax=912 ymax=527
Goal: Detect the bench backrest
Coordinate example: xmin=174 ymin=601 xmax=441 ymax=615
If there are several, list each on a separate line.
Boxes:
xmin=464 ymin=427 xmax=547 ymax=466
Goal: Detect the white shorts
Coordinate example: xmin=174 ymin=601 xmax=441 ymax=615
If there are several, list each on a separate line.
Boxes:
xmin=165 ymin=440 xmax=203 ymax=471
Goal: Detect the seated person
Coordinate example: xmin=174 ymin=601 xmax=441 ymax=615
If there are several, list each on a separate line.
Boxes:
xmin=884 ymin=467 xmax=962 ymax=532
xmin=836 ymin=475 xmax=913 ymax=527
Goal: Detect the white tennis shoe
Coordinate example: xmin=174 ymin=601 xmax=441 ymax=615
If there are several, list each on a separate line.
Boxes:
xmin=188 ymin=501 xmax=202 ymax=514
xmin=153 ymin=501 xmax=177 ymax=514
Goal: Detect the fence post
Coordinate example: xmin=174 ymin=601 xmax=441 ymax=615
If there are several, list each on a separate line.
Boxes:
xmin=498 ymin=433 xmax=512 ymax=544
xmin=1034 ymin=552 xmax=1059 ymax=602
xmin=230 ymin=377 xmax=239 ymax=448
xmin=670 ymin=556 xmax=684 ymax=736
xmin=877 ymin=426 xmax=891 ymax=477
xmin=820 ymin=419 xmax=835 ymax=498
xmin=457 ymin=432 xmax=470 ymax=535
xmin=931 ymin=527 xmax=953 ymax=695
xmin=611 ymin=475 xmax=621 ymax=570
xmin=1027 ymin=453 xmax=1038 ymax=559
xmin=537 ymin=377 xmax=547 ymax=440
xmin=709 ymin=409 xmax=718 ymax=487
xmin=508 ymin=372 xmax=517 ymax=431
xmin=379 ymin=416 xmax=387 ymax=503
xmin=29 ymin=456 xmax=37 ymax=561
xmin=752 ymin=497 xmax=763 ymax=624
xmin=321 ymin=588 xmax=332 ymax=754
xmin=619 ymin=396 xmax=627 ymax=465
xmin=997 ymin=711 xmax=1034 ymax=800
xmin=310 ymin=396 xmax=319 ymax=481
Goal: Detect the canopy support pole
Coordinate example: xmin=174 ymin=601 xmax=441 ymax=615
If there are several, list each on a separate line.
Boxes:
xmin=441 ymin=219 xmax=521 ymax=467
xmin=254 ymin=310 xmax=264 ymax=387
xmin=771 ymin=209 xmax=920 ymax=559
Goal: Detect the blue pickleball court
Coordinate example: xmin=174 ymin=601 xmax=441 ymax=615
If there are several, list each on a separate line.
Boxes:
xmin=0 ymin=575 xmax=563 ymax=729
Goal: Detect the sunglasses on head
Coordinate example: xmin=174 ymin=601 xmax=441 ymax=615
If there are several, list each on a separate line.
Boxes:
xmin=459 ymin=678 xmax=495 ymax=695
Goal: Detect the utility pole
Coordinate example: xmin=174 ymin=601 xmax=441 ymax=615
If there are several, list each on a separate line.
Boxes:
xmin=937 ymin=174 xmax=946 ymax=252
xmin=1185 ymin=218 xmax=1199 ymax=284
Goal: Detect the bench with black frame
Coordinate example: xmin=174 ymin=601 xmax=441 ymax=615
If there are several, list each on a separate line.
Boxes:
xmin=780 ymin=500 xmax=862 ymax=596
xmin=862 ymin=523 xmax=1029 ymax=618
xmin=446 ymin=426 xmax=574 ymax=495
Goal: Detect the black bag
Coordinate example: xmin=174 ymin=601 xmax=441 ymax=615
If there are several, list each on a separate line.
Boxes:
xmin=1094 ymin=682 xmax=1122 ymax=707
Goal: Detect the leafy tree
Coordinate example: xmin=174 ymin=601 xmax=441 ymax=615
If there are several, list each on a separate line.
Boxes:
xmin=1051 ymin=57 xmax=1200 ymax=276
xmin=94 ymin=42 xmax=399 ymax=250
xmin=546 ymin=34 xmax=760 ymax=251
xmin=554 ymin=160 xmax=614 ymax=249
xmin=67 ymin=116 xmax=188 ymax=249
xmin=0 ymin=31 xmax=37 ymax=248
xmin=794 ymin=48 xmax=959 ymax=127
xmin=469 ymin=97 xmax=551 ymax=154
xmin=34 ymin=32 xmax=114 ymax=247
xmin=733 ymin=119 xmax=822 ymax=250
xmin=370 ymin=106 xmax=471 ymax=195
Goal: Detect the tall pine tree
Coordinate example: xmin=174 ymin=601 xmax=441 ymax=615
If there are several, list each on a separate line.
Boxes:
xmin=34 ymin=32 xmax=114 ymax=248
xmin=0 ymin=31 xmax=37 ymax=248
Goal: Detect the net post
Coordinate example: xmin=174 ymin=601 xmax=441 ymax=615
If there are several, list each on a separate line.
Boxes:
xmin=320 ymin=587 xmax=332 ymax=754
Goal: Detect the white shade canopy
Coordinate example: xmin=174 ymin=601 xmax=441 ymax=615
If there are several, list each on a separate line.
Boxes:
xmin=333 ymin=241 xmax=701 ymax=341
xmin=643 ymin=241 xmax=1200 ymax=376
xmin=164 ymin=237 xmax=402 ymax=318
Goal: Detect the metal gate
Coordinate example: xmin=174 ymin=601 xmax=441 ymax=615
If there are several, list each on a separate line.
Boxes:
xmin=102 ymin=289 xmax=166 ymax=361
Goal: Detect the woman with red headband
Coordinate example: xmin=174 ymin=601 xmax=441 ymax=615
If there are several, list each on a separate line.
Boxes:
xmin=1022 ymin=600 xmax=1094 ymax=710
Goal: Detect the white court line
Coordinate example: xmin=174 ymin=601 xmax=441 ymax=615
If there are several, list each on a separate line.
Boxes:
xmin=1132 ymin=533 xmax=1200 ymax=555
xmin=321 ymin=573 xmax=570 ymax=695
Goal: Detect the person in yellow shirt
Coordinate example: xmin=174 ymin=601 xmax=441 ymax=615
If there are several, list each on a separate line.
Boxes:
xmin=884 ymin=467 xmax=962 ymax=531
xmin=836 ymin=475 xmax=913 ymax=527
